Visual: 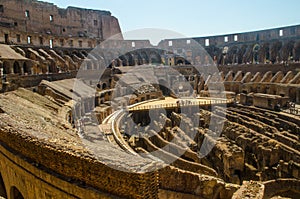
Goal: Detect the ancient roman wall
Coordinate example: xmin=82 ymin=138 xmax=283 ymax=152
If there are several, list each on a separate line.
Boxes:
xmin=0 ymin=0 xmax=122 ymax=48
xmin=158 ymin=25 xmax=300 ymax=65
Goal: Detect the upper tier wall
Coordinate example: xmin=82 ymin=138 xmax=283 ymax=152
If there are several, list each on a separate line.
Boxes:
xmin=0 ymin=0 xmax=123 ymax=48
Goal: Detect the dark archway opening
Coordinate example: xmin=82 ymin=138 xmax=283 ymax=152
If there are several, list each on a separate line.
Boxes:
xmin=176 ymin=60 xmax=184 ymax=65
xmin=23 ymin=62 xmax=31 ymax=74
xmin=125 ymin=53 xmax=134 ymax=66
xmin=0 ymin=173 xmax=7 ymax=198
xmin=102 ymin=83 xmax=107 ymax=90
xmin=13 ymin=62 xmax=21 ymax=74
xmin=11 ymin=186 xmax=24 ymax=199
xmin=149 ymin=52 xmax=161 ymax=65
xmin=3 ymin=62 xmax=10 ymax=75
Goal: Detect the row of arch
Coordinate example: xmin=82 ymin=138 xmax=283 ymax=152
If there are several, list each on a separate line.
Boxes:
xmin=5 ymin=40 xmax=300 ymax=77
xmin=47 ymin=48 xmax=163 ymax=69
xmin=209 ymin=40 xmax=300 ymax=65
xmin=1 ymin=61 xmax=32 ymax=75
xmin=56 ymin=40 xmax=300 ymax=67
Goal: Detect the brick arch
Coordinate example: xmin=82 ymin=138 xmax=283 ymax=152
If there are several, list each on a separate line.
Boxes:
xmin=10 ymin=186 xmax=24 ymax=199
xmin=0 ymin=173 xmax=7 ymax=198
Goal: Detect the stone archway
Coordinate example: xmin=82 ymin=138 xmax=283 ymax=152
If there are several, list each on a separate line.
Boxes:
xmin=102 ymin=83 xmax=107 ymax=90
xmin=259 ymin=43 xmax=270 ymax=63
xmin=3 ymin=61 xmax=11 ymax=74
xmin=149 ymin=51 xmax=161 ymax=65
xmin=125 ymin=53 xmax=134 ymax=66
xmin=23 ymin=62 xmax=31 ymax=75
xmin=270 ymin=41 xmax=282 ymax=63
xmin=13 ymin=61 xmax=22 ymax=74
xmin=227 ymin=46 xmax=240 ymax=64
xmin=289 ymin=87 xmax=297 ymax=102
xmin=119 ymin=55 xmax=128 ymax=66
xmin=10 ymin=186 xmax=24 ymax=199
xmin=140 ymin=51 xmax=149 ymax=64
xmin=133 ymin=52 xmax=143 ymax=65
xmin=281 ymin=40 xmax=295 ymax=61
xmin=175 ymin=57 xmax=185 ymax=65
xmin=294 ymin=41 xmax=300 ymax=61
xmin=252 ymin=44 xmax=260 ymax=64
xmin=0 ymin=173 xmax=7 ymax=198
xmin=81 ymin=51 xmax=88 ymax=57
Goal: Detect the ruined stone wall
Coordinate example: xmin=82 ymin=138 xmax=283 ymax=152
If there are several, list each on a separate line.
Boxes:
xmin=159 ymin=25 xmax=300 ymax=65
xmin=1 ymin=71 xmax=77 ymax=92
xmin=0 ymin=89 xmax=160 ymax=199
xmin=0 ymin=0 xmax=122 ymax=48
xmin=218 ymin=62 xmax=300 ymax=74
xmin=0 ymin=144 xmax=118 ymax=199
xmin=160 ymin=25 xmax=300 ymax=48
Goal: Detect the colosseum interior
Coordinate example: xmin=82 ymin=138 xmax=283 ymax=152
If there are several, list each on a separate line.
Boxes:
xmin=0 ymin=0 xmax=299 ymax=199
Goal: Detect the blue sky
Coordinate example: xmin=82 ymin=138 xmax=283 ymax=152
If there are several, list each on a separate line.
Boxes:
xmin=44 ymin=0 xmax=300 ymax=43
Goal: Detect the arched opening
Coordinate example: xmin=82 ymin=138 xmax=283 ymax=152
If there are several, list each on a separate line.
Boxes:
xmin=125 ymin=53 xmax=134 ymax=66
xmin=0 ymin=173 xmax=7 ymax=198
xmin=81 ymin=51 xmax=88 ymax=57
xmin=294 ymin=41 xmax=300 ymax=61
xmin=176 ymin=60 xmax=184 ymax=65
xmin=10 ymin=186 xmax=24 ymax=199
xmin=3 ymin=61 xmax=11 ymax=74
xmin=23 ymin=62 xmax=31 ymax=74
xmin=149 ymin=52 xmax=161 ymax=65
xmin=228 ymin=46 xmax=240 ymax=64
xmin=252 ymin=44 xmax=260 ymax=64
xmin=48 ymin=61 xmax=57 ymax=73
xmin=281 ymin=40 xmax=295 ymax=61
xmin=270 ymin=41 xmax=282 ymax=63
xmin=113 ymin=58 xmax=121 ymax=67
xmin=140 ymin=51 xmax=149 ymax=64
xmin=289 ymin=88 xmax=297 ymax=102
xmin=119 ymin=55 xmax=128 ymax=66
xmin=63 ymin=50 xmax=70 ymax=56
xmin=13 ymin=62 xmax=21 ymax=74
xmin=102 ymin=83 xmax=107 ymax=90
xmin=133 ymin=52 xmax=143 ymax=65
xmin=72 ymin=51 xmax=81 ymax=58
